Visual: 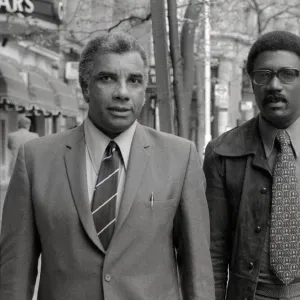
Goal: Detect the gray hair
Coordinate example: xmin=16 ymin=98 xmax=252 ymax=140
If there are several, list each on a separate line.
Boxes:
xmin=18 ymin=116 xmax=31 ymax=129
xmin=78 ymin=32 xmax=149 ymax=98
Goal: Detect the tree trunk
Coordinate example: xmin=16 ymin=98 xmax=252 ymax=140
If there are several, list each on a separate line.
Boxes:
xmin=168 ymin=0 xmax=203 ymax=139
xmin=150 ymin=0 xmax=173 ymax=134
xmin=181 ymin=0 xmax=202 ymax=103
xmin=167 ymin=0 xmax=188 ymax=138
xmin=196 ymin=56 xmax=206 ymax=156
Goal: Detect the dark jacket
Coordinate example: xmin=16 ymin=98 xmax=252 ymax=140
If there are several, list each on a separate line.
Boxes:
xmin=203 ymin=116 xmax=273 ymax=300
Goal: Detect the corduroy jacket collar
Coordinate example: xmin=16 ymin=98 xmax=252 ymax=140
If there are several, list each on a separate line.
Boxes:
xmin=213 ymin=116 xmax=261 ymax=157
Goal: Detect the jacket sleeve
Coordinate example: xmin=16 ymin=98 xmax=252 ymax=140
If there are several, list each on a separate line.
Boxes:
xmin=0 ymin=144 xmax=41 ymax=300
xmin=203 ymin=141 xmax=230 ymax=300
xmin=174 ymin=142 xmax=215 ymax=300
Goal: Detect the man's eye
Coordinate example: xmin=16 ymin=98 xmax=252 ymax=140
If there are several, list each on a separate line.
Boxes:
xmin=100 ymin=75 xmax=113 ymax=82
xmin=282 ymin=70 xmax=294 ymax=77
xmin=255 ymin=72 xmax=270 ymax=81
xmin=259 ymin=72 xmax=270 ymax=78
xmin=129 ymin=77 xmax=142 ymax=84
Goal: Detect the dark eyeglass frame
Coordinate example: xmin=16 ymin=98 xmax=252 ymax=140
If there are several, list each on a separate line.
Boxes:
xmin=251 ymin=68 xmax=300 ymax=85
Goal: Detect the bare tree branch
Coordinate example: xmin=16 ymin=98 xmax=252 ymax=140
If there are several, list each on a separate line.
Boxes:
xmin=261 ymin=9 xmax=292 ymax=32
xmin=107 ymin=13 xmax=151 ymax=32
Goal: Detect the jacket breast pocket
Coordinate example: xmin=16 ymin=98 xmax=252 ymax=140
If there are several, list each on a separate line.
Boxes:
xmin=125 ymin=198 xmax=177 ymax=232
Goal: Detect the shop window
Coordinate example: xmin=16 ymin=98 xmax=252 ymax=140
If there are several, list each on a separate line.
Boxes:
xmin=60 ymin=117 xmax=66 ymax=132
xmin=27 ymin=114 xmax=37 ymax=133
xmin=45 ymin=117 xmax=53 ymax=135
xmin=52 ymin=116 xmax=58 ymax=133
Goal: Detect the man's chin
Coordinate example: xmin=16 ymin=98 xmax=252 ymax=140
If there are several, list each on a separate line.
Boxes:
xmin=262 ymin=111 xmax=294 ymax=129
xmin=104 ymin=121 xmax=135 ymax=137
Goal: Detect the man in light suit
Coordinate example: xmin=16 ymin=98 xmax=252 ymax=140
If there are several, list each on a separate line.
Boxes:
xmin=0 ymin=32 xmax=214 ymax=300
xmin=7 ymin=116 xmax=39 ymax=175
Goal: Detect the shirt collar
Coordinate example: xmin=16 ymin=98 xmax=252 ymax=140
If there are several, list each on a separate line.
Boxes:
xmin=259 ymin=114 xmax=300 ymax=158
xmin=84 ymin=117 xmax=137 ymax=171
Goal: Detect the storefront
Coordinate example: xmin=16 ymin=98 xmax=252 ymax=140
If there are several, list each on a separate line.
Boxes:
xmin=0 ymin=0 xmax=80 ymax=189
xmin=0 ymin=58 xmax=31 ymax=184
xmin=0 ymin=55 xmax=80 ymax=182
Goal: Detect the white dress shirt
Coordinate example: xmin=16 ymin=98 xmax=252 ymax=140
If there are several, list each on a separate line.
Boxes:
xmin=84 ymin=117 xmax=137 ymax=218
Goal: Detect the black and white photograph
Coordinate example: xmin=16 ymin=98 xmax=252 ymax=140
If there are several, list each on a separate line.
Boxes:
xmin=1 ymin=1 xmax=300 ymax=300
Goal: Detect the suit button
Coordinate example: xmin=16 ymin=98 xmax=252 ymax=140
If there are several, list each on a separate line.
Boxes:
xmin=105 ymin=274 xmax=111 ymax=282
xmin=260 ymin=187 xmax=267 ymax=194
xmin=255 ymin=226 xmax=261 ymax=233
xmin=248 ymin=262 xmax=254 ymax=273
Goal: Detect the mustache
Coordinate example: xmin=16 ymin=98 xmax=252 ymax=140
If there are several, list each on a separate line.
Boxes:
xmin=263 ymin=92 xmax=287 ymax=104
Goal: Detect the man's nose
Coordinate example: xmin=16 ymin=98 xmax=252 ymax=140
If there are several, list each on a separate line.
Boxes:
xmin=267 ymin=75 xmax=283 ymax=92
xmin=113 ymin=81 xmax=130 ymax=101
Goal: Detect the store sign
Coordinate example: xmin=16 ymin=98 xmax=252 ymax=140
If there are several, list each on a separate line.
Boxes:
xmin=215 ymin=83 xmax=229 ymax=109
xmin=0 ymin=0 xmax=34 ymax=13
xmin=54 ymin=1 xmax=64 ymax=22
xmin=33 ymin=0 xmax=64 ymax=24
xmin=0 ymin=0 xmax=64 ymax=24
xmin=240 ymin=100 xmax=253 ymax=111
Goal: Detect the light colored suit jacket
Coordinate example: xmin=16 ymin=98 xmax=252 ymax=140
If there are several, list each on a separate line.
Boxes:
xmin=7 ymin=128 xmax=39 ymax=174
xmin=0 ymin=123 xmax=214 ymax=300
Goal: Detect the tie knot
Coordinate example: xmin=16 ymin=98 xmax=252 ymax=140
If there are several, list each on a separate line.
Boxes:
xmin=107 ymin=141 xmax=117 ymax=156
xmin=276 ymin=130 xmax=291 ymax=148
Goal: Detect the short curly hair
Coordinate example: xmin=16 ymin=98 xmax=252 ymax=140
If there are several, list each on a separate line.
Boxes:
xmin=78 ymin=32 xmax=149 ymax=98
xmin=246 ymin=30 xmax=300 ymax=75
xmin=18 ymin=116 xmax=31 ymax=129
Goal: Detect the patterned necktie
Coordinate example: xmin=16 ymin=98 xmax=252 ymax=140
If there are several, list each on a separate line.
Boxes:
xmin=270 ymin=130 xmax=300 ymax=284
xmin=91 ymin=141 xmax=120 ymax=250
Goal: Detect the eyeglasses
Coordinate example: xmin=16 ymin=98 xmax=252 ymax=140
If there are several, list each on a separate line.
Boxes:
xmin=251 ymin=68 xmax=300 ymax=85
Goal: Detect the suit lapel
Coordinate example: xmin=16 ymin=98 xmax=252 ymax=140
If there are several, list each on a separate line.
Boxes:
xmin=64 ymin=125 xmax=105 ymax=253
xmin=114 ymin=124 xmax=150 ymax=234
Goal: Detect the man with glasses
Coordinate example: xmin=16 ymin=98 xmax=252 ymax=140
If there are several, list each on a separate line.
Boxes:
xmin=204 ymin=30 xmax=300 ymax=300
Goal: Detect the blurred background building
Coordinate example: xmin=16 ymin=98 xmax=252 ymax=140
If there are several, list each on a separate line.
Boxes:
xmin=0 ymin=0 xmax=151 ymax=203
xmin=0 ymin=0 xmax=77 ymax=192
xmin=175 ymin=0 xmax=300 ymax=151
xmin=1 ymin=0 xmax=300 ymax=209
xmin=1 ymin=4 xmax=300 ymax=296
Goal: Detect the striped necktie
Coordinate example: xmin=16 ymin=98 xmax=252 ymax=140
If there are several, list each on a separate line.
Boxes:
xmin=270 ymin=130 xmax=300 ymax=284
xmin=91 ymin=141 xmax=120 ymax=250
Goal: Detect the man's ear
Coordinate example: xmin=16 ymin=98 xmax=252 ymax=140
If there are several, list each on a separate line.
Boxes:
xmin=83 ymin=88 xmax=90 ymax=103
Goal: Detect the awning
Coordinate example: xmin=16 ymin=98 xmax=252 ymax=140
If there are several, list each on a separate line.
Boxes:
xmin=47 ymin=77 xmax=79 ymax=117
xmin=0 ymin=58 xmax=79 ymax=116
xmin=27 ymin=70 xmax=60 ymax=115
xmin=0 ymin=60 xmax=31 ymax=110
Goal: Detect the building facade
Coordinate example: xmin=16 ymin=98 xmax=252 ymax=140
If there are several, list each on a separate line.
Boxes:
xmin=208 ymin=0 xmax=300 ymax=136
xmin=0 ymin=0 xmax=80 ymax=192
xmin=0 ymin=0 xmax=153 ymax=205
